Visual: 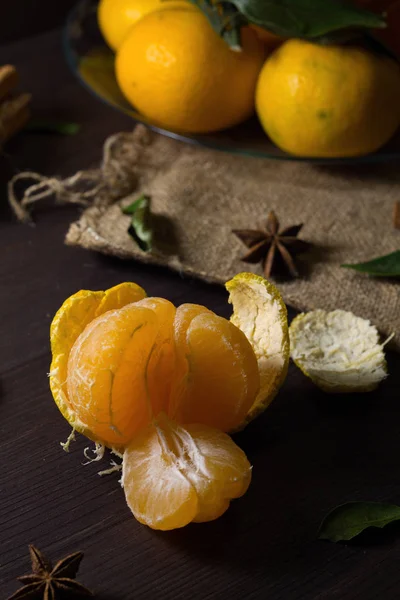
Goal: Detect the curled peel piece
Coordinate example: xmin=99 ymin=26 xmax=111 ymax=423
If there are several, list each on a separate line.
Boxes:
xmin=226 ymin=272 xmax=290 ymax=427
xmin=289 ymin=309 xmax=388 ymax=393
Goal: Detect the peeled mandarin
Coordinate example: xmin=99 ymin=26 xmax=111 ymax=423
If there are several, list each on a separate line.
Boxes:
xmin=63 ymin=297 xmax=261 ymax=446
xmin=50 ymin=275 xmax=290 ymax=452
xmin=50 ymin=276 xmax=291 ymax=530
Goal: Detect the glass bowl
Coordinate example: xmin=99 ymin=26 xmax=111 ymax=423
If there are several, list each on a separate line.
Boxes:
xmin=63 ymin=0 xmax=400 ymax=164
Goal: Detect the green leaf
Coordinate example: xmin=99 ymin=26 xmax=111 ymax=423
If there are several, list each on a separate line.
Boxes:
xmin=319 ymin=502 xmax=400 ymax=542
xmin=342 ymin=250 xmax=400 ymax=278
xmin=25 ymin=120 xmax=81 ymax=135
xmin=187 ymin=1 xmax=244 ymax=48
xmin=223 ymin=0 xmax=386 ymax=39
xmin=122 ymin=195 xmax=153 ymax=252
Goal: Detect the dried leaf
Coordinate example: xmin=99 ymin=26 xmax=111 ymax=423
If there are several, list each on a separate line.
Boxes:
xmin=319 ymin=501 xmax=400 ymax=542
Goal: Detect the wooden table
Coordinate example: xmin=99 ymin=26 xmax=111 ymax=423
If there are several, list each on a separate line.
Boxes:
xmin=1 ymin=29 xmax=400 ymax=600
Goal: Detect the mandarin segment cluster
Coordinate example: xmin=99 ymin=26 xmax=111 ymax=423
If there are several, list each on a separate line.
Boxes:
xmin=49 ymin=275 xmax=289 ymax=530
xmin=49 ymin=277 xmax=389 ymax=530
xmin=97 ymin=0 xmax=400 ymax=157
xmin=64 ymin=296 xmax=260 ymax=446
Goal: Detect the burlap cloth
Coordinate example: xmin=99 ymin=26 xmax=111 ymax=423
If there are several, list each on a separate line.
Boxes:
xmin=55 ymin=125 xmax=398 ymax=350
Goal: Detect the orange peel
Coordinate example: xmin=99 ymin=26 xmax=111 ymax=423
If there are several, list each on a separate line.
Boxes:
xmin=226 ymin=273 xmax=290 ymax=426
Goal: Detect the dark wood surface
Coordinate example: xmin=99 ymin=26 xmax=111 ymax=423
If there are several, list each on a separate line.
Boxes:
xmin=0 ymin=0 xmax=76 ymax=43
xmin=1 ymin=28 xmax=400 ymax=600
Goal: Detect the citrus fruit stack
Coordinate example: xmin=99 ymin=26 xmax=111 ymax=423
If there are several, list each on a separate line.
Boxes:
xmin=97 ymin=0 xmax=400 ymax=157
xmin=50 ymin=273 xmax=289 ymax=530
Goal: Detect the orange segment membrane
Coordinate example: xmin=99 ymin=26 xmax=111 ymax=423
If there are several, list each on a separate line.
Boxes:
xmin=169 ymin=305 xmax=260 ymax=432
xmin=122 ymin=415 xmax=252 ymax=530
xmin=67 ymin=305 xmax=160 ymax=446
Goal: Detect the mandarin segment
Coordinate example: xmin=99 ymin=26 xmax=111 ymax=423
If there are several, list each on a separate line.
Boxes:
xmin=49 ymin=283 xmax=146 ymax=440
xmin=95 ymin=281 xmax=146 ymax=316
xmin=134 ymin=298 xmax=177 ymax=416
xmin=184 ymin=423 xmax=252 ymax=523
xmin=122 ymin=416 xmax=252 ymax=530
xmin=122 ymin=420 xmax=199 ymax=530
xmin=168 ymin=303 xmax=213 ymax=416
xmin=173 ymin=303 xmax=213 ymax=350
xmin=171 ymin=308 xmax=260 ymax=432
xmin=67 ymin=304 xmax=160 ymax=446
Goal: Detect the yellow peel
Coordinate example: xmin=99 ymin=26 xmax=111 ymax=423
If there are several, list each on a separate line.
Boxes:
xmin=226 ymin=272 xmax=290 ymax=427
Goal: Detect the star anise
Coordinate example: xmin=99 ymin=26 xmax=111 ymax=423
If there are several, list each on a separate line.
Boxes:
xmin=233 ymin=211 xmax=311 ymax=278
xmin=7 ymin=545 xmax=94 ymax=599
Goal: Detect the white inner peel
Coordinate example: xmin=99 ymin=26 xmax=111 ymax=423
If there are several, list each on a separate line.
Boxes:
xmin=228 ymin=276 xmax=289 ymax=414
xmin=290 ymin=309 xmax=388 ymax=391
